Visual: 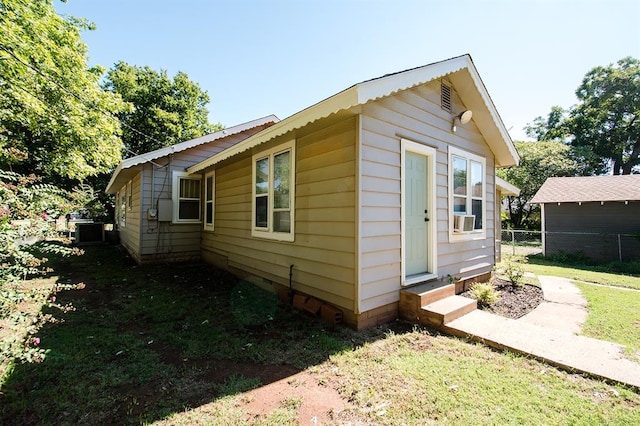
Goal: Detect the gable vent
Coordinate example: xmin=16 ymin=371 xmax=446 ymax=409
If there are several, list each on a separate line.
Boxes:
xmin=441 ymin=82 xmax=452 ymax=113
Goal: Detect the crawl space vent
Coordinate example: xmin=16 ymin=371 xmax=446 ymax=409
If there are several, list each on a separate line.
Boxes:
xmin=441 ymin=82 xmax=452 ymax=113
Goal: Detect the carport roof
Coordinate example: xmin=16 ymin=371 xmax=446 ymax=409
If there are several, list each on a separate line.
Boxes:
xmin=531 ymin=175 xmax=640 ymax=203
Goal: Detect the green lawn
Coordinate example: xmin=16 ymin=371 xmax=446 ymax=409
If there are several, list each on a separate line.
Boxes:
xmin=521 ymin=259 xmax=640 ymax=290
xmin=1 ymin=244 xmax=639 ymax=424
xmin=574 ymin=282 xmax=640 ymax=360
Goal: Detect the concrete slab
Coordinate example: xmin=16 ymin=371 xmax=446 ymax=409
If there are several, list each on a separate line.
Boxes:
xmin=520 ymin=276 xmax=588 ymax=333
xmin=537 ymin=275 xmax=588 ymax=306
xmin=520 ymin=302 xmax=587 ymax=334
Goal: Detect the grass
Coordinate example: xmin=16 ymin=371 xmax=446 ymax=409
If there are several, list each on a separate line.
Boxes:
xmin=573 ymin=282 xmax=640 ymax=360
xmin=521 ymin=255 xmax=640 ymax=290
xmin=326 ymin=331 xmax=640 ymax=425
xmin=1 ymin=244 xmax=639 ymax=425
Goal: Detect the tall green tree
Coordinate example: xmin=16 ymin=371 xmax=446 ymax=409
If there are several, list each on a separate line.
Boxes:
xmin=568 ymin=57 xmax=640 ymax=175
xmin=0 ymin=0 xmax=126 ymax=180
xmin=527 ymin=57 xmax=640 ymax=175
xmin=524 ymin=105 xmax=568 ymax=142
xmin=498 ymin=141 xmax=583 ymax=229
xmin=103 ymin=62 xmax=220 ymax=157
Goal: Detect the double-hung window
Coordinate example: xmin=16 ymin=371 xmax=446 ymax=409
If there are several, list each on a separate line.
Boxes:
xmin=252 ymin=140 xmax=295 ymax=241
xmin=204 ymin=171 xmax=214 ymax=230
xmin=449 ymin=146 xmax=486 ymax=240
xmin=172 ymin=171 xmax=201 ymax=223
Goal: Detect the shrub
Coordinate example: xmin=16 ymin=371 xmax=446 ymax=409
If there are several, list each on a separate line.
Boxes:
xmin=469 ymin=282 xmax=500 ymax=307
xmin=503 ymin=255 xmax=527 ymax=288
xmin=1 ymin=170 xmax=83 ymax=378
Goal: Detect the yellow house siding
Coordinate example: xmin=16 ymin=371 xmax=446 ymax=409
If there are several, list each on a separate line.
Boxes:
xmin=202 ymin=117 xmax=358 ymax=311
xmin=110 ymin=124 xmax=273 ymax=264
xmin=359 ymin=79 xmax=497 ymax=312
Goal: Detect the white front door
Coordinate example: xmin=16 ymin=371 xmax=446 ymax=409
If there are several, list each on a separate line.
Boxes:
xmin=402 ymin=140 xmax=436 ymax=285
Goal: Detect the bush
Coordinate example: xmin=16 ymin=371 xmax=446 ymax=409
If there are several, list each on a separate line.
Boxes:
xmin=469 ymin=282 xmax=501 ymax=307
xmin=503 ymin=255 xmax=527 ymax=288
xmin=1 ymin=170 xmax=83 ymax=377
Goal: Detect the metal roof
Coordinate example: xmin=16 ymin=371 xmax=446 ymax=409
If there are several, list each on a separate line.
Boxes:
xmin=188 ymin=54 xmax=519 ymax=174
xmin=531 ymin=175 xmax=640 ymax=203
xmin=105 ymin=115 xmax=279 ymax=193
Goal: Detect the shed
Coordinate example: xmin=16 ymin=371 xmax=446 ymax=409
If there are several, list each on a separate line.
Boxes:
xmin=531 ymin=175 xmax=640 ymax=261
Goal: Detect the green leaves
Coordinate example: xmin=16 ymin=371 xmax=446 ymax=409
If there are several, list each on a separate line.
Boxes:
xmin=499 ymin=141 xmax=582 ymax=228
xmin=103 ymin=61 xmax=221 ymax=156
xmin=0 ymin=0 xmax=127 ymax=180
xmin=526 ymin=57 xmax=640 ymax=176
xmin=568 ymin=57 xmax=640 ymax=175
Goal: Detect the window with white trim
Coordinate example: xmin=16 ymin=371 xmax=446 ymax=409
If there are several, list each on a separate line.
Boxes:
xmin=252 ymin=140 xmax=295 ymax=241
xmin=119 ymin=189 xmax=126 ymax=228
xmin=449 ymin=146 xmax=486 ymax=239
xmin=172 ymin=171 xmax=201 ymax=223
xmin=204 ymin=171 xmax=214 ymax=230
xmin=127 ymin=181 xmax=132 ymax=211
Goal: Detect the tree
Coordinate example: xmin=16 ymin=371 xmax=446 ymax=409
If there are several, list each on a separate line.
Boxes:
xmin=568 ymin=57 xmax=640 ymax=175
xmin=498 ymin=141 xmax=583 ymax=229
xmin=0 ymin=0 xmax=127 ymax=180
xmin=524 ymin=105 xmax=568 ymax=142
xmin=103 ymin=61 xmax=221 ymax=156
xmin=527 ymin=57 xmax=640 ymax=175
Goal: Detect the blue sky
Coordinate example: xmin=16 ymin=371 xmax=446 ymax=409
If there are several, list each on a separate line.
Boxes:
xmin=55 ymin=0 xmax=640 ymax=141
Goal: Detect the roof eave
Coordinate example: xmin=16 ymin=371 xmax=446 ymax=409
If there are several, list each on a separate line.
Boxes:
xmin=107 ymin=115 xmax=280 ymax=192
xmin=105 ymin=162 xmax=124 ymax=194
xmin=496 ymin=176 xmax=520 ymax=197
xmin=448 ymin=61 xmax=519 ymax=168
xmin=188 ymin=54 xmax=520 ymax=172
xmin=188 ymin=89 xmax=360 ymax=173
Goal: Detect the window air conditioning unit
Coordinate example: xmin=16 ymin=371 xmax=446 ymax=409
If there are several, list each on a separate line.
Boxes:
xmin=454 ymin=214 xmax=475 ymax=233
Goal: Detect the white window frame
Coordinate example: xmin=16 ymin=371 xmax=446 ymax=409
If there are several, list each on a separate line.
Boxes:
xmin=127 ymin=181 xmax=132 ymax=211
xmin=251 ymin=140 xmax=295 ymax=242
xmin=172 ymin=171 xmax=202 ymax=224
xmin=119 ymin=189 xmax=126 ymax=228
xmin=448 ymin=146 xmax=486 ymax=242
xmin=204 ymin=170 xmax=215 ymax=231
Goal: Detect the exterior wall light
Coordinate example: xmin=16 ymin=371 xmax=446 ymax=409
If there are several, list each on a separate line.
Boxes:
xmin=452 ymin=110 xmax=473 ymax=133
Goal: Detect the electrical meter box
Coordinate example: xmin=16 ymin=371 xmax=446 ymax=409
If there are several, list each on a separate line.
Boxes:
xmin=157 ymin=199 xmax=173 ymax=222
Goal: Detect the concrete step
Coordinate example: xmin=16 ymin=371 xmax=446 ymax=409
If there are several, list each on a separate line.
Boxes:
xmin=420 ymin=295 xmax=477 ymax=327
xmin=399 ymin=281 xmax=455 ymax=323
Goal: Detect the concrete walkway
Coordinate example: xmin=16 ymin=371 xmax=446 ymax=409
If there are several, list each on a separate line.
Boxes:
xmin=520 ymin=275 xmax=588 ymax=333
xmin=444 ymin=276 xmax=640 ymax=389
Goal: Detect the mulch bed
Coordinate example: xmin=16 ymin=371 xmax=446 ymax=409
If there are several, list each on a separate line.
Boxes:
xmin=461 ymin=277 xmax=544 ymax=319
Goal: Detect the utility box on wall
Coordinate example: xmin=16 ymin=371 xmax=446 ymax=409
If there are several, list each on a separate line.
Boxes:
xmin=157 ymin=199 xmax=173 ymax=222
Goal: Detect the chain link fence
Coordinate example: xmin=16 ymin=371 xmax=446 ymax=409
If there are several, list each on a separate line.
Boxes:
xmin=501 ymin=230 xmax=640 ymax=262
xmin=501 ymin=230 xmax=543 ymax=257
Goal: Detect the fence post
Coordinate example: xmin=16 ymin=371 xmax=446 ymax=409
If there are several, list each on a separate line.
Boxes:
xmin=618 ymin=234 xmax=622 ymax=262
xmin=511 ymin=230 xmax=515 ymax=256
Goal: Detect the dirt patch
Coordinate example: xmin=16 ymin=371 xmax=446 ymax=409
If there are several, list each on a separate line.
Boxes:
xmin=461 ymin=277 xmax=544 ymax=319
xmin=241 ymin=369 xmax=347 ymax=423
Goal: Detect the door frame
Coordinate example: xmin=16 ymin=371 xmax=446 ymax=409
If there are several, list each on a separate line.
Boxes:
xmin=401 ymin=138 xmax=438 ymax=286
